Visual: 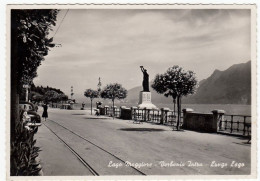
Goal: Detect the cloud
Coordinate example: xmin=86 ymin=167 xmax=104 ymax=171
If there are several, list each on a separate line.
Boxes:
xmin=34 ymin=9 xmax=251 ymax=98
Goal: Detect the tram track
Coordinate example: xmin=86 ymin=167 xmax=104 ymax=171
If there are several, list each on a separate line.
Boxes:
xmin=43 ymin=119 xmax=146 ymax=176
xmin=43 ymin=122 xmax=99 ymax=175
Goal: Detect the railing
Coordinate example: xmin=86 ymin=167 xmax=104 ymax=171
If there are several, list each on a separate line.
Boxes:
xmin=132 ymin=108 xmax=146 ymax=121
xmin=165 ymin=111 xmax=183 ymax=127
xmin=106 ymin=107 xmax=121 ymax=118
xmin=100 ymin=105 xmax=251 ymax=137
xmin=131 ymin=108 xmax=183 ymax=126
xmin=114 ymin=108 xmax=121 ymax=118
xmin=148 ymin=109 xmax=161 ymax=124
xmin=218 ymin=114 xmax=251 ymax=136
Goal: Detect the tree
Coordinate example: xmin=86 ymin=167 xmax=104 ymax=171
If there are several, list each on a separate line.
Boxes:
xmin=30 ymin=91 xmax=44 ymax=103
xmin=152 ymin=66 xmax=197 ymax=130
xmin=11 ymin=9 xmax=59 ymax=175
xmin=11 ymin=9 xmax=58 ymax=140
xmin=84 ymin=89 xmax=99 ymax=115
xmin=59 ymin=94 xmax=68 ymax=103
xmin=100 ymin=83 xmax=127 ymax=119
xmin=44 ymin=90 xmax=59 ymax=103
xmin=43 ymin=90 xmax=68 ymax=107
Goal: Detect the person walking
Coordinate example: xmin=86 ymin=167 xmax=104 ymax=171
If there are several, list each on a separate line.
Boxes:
xmin=42 ymin=103 xmax=48 ymax=121
xmin=81 ymin=102 xmax=85 ymax=110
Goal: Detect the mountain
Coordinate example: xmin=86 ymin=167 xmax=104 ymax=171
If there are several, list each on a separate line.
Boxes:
xmin=185 ymin=61 xmax=251 ymax=104
xmin=127 ymin=61 xmax=251 ymax=105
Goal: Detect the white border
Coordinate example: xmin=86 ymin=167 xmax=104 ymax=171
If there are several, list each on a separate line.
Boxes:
xmin=1 ymin=1 xmax=259 ymax=181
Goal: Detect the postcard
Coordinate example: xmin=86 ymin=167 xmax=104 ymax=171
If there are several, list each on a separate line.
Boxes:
xmin=6 ymin=4 xmax=257 ymax=180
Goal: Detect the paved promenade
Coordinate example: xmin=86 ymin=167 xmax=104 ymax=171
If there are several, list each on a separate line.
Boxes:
xmin=35 ymin=107 xmax=251 ymax=176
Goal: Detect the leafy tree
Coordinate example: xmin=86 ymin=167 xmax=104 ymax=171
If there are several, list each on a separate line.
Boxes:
xmin=44 ymin=90 xmax=59 ymax=103
xmin=30 ymin=91 xmax=44 ymax=102
xmin=13 ymin=10 xmax=58 ymax=87
xmin=11 ymin=9 xmax=58 ymax=176
xmin=152 ymin=66 xmax=197 ymax=130
xmin=100 ymin=83 xmax=127 ymax=118
xmin=31 ymin=83 xmax=66 ymax=96
xmin=59 ymin=94 xmax=68 ymax=103
xmin=32 ymin=94 xmax=44 ymax=103
xmin=84 ymin=89 xmax=99 ymax=115
xmin=44 ymin=90 xmax=67 ymax=107
xmin=11 ymin=9 xmax=58 ymax=140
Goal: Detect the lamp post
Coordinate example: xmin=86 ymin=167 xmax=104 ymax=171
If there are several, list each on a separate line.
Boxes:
xmin=71 ymin=86 xmax=74 ymax=100
xmin=97 ymin=77 xmax=102 ymax=94
xmin=23 ymin=84 xmax=30 ymax=102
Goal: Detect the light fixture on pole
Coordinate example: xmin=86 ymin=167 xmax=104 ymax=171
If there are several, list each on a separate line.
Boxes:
xmin=23 ymin=84 xmax=30 ymax=102
xmin=97 ymin=77 xmax=102 ymax=94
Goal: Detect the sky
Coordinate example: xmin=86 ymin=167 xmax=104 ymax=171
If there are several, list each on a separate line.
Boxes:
xmin=34 ymin=9 xmax=251 ymax=100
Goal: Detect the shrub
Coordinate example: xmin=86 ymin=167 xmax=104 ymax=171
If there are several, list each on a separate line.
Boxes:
xmin=10 ymin=110 xmax=42 ymax=176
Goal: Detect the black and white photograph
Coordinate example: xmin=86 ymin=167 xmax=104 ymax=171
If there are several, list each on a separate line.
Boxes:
xmin=6 ymin=4 xmax=257 ymax=179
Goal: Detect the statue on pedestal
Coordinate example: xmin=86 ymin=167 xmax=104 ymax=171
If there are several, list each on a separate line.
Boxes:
xmin=140 ymin=66 xmax=149 ymax=92
xmin=138 ymin=66 xmax=157 ymax=109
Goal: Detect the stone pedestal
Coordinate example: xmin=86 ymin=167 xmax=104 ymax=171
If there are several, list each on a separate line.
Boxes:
xmin=138 ymin=91 xmax=157 ymax=109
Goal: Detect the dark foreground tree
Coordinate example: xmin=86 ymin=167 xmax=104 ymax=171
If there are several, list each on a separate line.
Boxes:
xmin=11 ymin=9 xmax=58 ymax=175
xmin=11 ymin=9 xmax=58 ymax=139
xmin=84 ymin=89 xmax=99 ymax=115
xmin=152 ymin=66 xmax=197 ymax=130
xmin=100 ymin=83 xmax=127 ymax=119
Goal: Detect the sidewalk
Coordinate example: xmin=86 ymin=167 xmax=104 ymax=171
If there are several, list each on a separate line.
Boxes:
xmin=35 ymin=122 xmax=93 ymax=176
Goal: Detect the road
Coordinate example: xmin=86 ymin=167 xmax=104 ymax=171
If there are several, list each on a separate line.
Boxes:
xmin=35 ymin=108 xmax=251 ymax=176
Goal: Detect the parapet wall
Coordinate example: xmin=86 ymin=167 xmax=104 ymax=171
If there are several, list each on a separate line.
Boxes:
xmin=182 ymin=109 xmax=225 ymax=133
xmin=182 ymin=112 xmax=215 ymax=132
xmin=120 ymin=108 xmax=132 ymax=120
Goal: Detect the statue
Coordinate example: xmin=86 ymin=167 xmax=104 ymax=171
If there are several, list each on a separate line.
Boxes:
xmin=140 ymin=66 xmax=149 ymax=92
xmin=138 ymin=66 xmax=157 ymax=109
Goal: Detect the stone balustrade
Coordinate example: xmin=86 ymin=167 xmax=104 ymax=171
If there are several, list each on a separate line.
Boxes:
xmin=97 ymin=105 xmax=240 ymax=134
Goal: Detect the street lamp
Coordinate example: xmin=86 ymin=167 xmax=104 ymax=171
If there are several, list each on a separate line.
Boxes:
xmin=23 ymin=84 xmax=30 ymax=102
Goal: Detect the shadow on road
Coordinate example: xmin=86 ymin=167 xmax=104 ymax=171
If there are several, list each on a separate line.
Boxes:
xmin=71 ymin=113 xmax=86 ymax=115
xmin=233 ymin=142 xmax=251 ymax=146
xmin=118 ymin=128 xmax=165 ymax=132
xmin=84 ymin=117 xmax=110 ymax=119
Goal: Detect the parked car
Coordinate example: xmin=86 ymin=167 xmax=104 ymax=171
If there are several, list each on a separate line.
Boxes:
xmin=21 ymin=110 xmax=31 ymax=123
xmin=21 ymin=111 xmax=33 ymax=131
xmin=19 ymin=101 xmax=41 ymax=125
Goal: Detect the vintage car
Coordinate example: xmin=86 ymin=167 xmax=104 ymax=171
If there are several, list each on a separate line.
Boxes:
xmin=19 ymin=101 xmax=41 ymax=125
xmin=21 ymin=111 xmax=31 ymax=123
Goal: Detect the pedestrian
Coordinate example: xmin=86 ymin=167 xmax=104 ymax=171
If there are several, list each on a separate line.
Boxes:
xmin=95 ymin=109 xmax=100 ymax=116
xmin=82 ymin=102 xmax=85 ymax=110
xmin=42 ymin=103 xmax=48 ymax=121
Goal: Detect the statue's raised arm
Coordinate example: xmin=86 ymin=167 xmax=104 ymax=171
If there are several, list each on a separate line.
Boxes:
xmin=140 ymin=66 xmax=144 ymax=72
xmin=140 ymin=66 xmax=149 ymax=92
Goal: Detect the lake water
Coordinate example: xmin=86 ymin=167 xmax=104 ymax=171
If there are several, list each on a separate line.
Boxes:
xmin=73 ymin=102 xmax=251 ymax=116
